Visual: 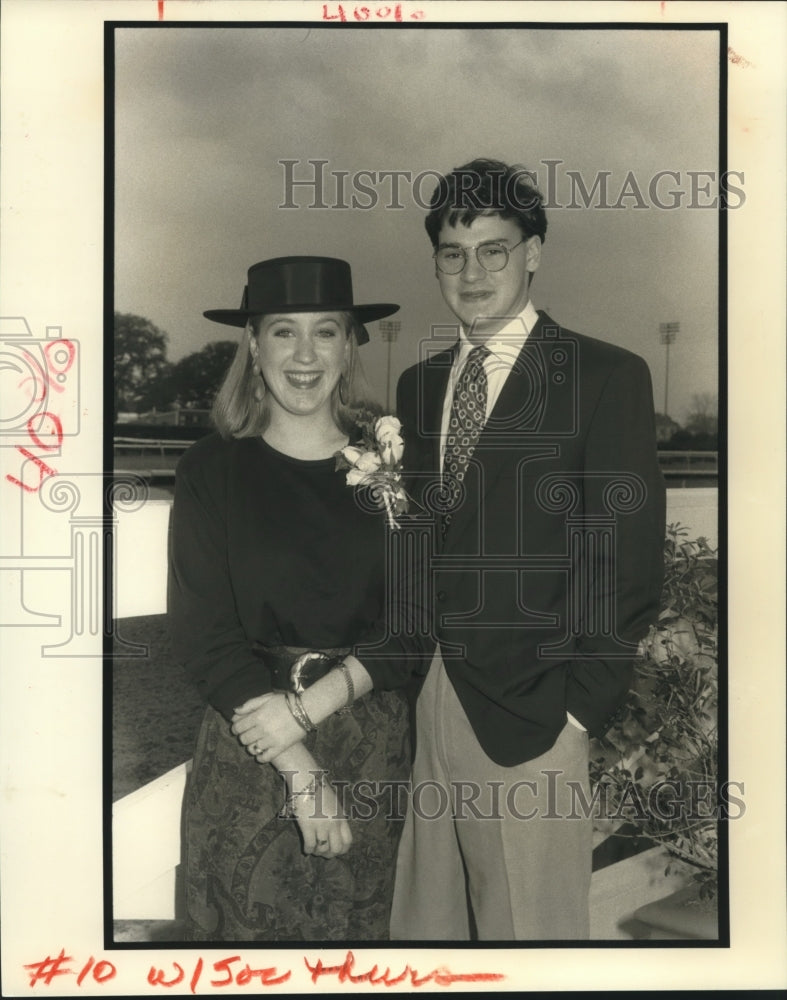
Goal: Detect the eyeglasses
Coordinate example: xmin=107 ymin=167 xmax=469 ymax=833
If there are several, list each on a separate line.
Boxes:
xmin=433 ymin=238 xmax=527 ymax=275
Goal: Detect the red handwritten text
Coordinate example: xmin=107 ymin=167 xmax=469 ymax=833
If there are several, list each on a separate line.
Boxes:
xmin=24 ymin=950 xmax=117 ymax=989
xmin=5 ymin=414 xmax=63 ymax=492
xmin=24 ymin=949 xmax=503 ymax=991
xmin=727 ymin=45 xmax=754 ymax=69
xmin=16 ymin=341 xmax=76 ymax=404
xmin=322 ymin=3 xmax=425 ymax=21
xmin=6 ymin=338 xmax=74 ymax=493
xmin=304 ymin=950 xmax=505 ymax=987
xmin=147 ymin=955 xmax=290 ymax=991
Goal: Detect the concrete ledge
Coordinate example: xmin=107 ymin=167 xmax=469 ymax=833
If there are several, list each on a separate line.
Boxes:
xmin=114 ymin=500 xmax=172 ymax=619
xmin=113 ymin=761 xmax=190 ymax=920
xmin=589 ymin=845 xmax=689 ymax=940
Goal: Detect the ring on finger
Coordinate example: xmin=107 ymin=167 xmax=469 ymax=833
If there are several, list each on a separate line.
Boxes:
xmin=250 ymin=741 xmax=265 ymax=755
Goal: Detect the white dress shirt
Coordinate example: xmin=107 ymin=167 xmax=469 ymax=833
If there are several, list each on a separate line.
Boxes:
xmin=439 ymin=299 xmax=540 ymax=458
xmin=439 ymin=299 xmax=587 ymax=733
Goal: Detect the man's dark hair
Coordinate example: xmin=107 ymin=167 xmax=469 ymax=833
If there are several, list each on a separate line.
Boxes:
xmin=424 ymin=158 xmax=547 ymax=249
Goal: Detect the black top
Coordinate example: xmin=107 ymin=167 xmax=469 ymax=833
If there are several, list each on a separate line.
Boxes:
xmin=168 ymin=432 xmax=413 ymax=718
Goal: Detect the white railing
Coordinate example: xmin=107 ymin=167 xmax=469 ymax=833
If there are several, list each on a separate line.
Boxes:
xmin=658 ymin=450 xmax=718 ymax=484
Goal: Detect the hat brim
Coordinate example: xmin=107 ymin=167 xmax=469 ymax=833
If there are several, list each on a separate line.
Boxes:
xmin=203 ymin=302 xmax=400 ymax=330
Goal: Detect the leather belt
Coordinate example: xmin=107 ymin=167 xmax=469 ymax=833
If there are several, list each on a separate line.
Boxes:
xmin=253 ymin=643 xmax=349 ymax=694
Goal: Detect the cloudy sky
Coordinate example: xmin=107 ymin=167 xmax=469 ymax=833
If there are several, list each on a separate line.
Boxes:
xmin=114 ymin=24 xmax=721 ymax=422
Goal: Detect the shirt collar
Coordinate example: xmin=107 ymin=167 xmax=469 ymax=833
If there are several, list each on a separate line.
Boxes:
xmin=456 ymin=299 xmax=540 ymax=363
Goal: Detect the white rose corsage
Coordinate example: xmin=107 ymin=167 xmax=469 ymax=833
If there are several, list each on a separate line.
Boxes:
xmin=336 ymin=412 xmax=409 ymax=529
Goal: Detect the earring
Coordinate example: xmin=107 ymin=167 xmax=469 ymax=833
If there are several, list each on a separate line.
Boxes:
xmin=338 ymin=373 xmax=349 ymax=406
xmin=251 ymin=359 xmax=266 ymax=402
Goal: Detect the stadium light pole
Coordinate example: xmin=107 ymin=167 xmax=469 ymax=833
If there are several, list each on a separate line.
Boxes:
xmin=379 ymin=320 xmax=401 ymax=412
xmin=659 ymin=321 xmax=680 ymax=417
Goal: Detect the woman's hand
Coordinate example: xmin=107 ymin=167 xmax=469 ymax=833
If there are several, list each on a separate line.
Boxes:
xmin=267 ymin=743 xmax=353 ymax=860
xmin=290 ymin=775 xmax=353 ymax=859
xmin=231 ymin=658 xmax=375 ymax=763
xmin=231 ymin=692 xmax=305 ymax=762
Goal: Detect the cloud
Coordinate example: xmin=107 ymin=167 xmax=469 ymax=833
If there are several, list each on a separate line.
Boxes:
xmin=113 ymin=24 xmax=720 ymax=419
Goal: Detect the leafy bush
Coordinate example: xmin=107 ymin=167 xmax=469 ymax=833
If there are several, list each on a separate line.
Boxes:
xmin=590 ymin=524 xmax=719 ymax=898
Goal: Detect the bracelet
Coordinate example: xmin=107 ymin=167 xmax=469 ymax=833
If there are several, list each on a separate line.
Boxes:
xmin=297 ymin=692 xmax=318 ymax=732
xmin=337 ymin=661 xmax=355 ymax=708
xmin=284 ymin=691 xmax=308 ymax=734
xmin=286 ymin=690 xmax=317 ymax=734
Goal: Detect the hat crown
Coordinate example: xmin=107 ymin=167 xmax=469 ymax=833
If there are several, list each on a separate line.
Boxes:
xmin=203 ymin=254 xmax=399 ymax=336
xmin=245 ymin=256 xmax=354 ymax=314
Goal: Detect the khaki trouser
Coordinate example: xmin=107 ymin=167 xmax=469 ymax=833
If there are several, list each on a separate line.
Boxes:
xmin=390 ymin=650 xmax=592 ymax=941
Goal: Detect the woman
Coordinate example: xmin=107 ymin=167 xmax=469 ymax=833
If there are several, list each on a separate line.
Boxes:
xmin=168 ymin=256 xmax=412 ymax=941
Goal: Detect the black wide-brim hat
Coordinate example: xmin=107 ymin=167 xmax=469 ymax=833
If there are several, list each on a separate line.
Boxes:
xmin=204 ymin=256 xmax=399 ymax=345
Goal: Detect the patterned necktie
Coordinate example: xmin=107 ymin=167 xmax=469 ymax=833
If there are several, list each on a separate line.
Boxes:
xmin=442 ymin=344 xmax=490 ymax=535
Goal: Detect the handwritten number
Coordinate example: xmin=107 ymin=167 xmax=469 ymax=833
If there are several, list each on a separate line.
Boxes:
xmin=23 ymin=950 xmax=117 ymax=988
xmin=27 ymin=412 xmax=64 ymax=451
xmin=76 ymin=957 xmax=94 ymax=986
xmin=189 ymin=957 xmax=203 ymax=994
xmin=92 ymin=962 xmax=117 ymax=984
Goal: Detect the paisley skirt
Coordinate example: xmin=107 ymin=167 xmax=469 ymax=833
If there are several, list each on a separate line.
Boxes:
xmin=183 ymin=689 xmax=410 ymax=942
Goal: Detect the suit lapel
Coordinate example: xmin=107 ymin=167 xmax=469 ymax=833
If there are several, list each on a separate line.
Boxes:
xmin=486 ymin=317 xmax=554 ymax=437
xmin=417 ymin=345 xmax=455 ymax=474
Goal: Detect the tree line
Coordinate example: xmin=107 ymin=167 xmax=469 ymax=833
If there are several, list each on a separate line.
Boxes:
xmin=114 ymin=312 xmax=236 ymax=418
xmin=655 ymin=393 xmax=718 ymax=451
xmin=115 ymin=312 xmax=718 ymax=448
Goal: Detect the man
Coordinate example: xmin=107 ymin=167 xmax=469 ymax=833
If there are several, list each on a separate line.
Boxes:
xmin=388 ymin=158 xmax=666 ymax=940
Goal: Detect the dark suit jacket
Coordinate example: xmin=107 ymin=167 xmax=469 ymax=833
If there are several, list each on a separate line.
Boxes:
xmin=395 ymin=311 xmax=666 ymax=766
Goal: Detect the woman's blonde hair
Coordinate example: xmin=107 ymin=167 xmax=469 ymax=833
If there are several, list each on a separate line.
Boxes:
xmin=211 ymin=312 xmax=380 ymax=438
